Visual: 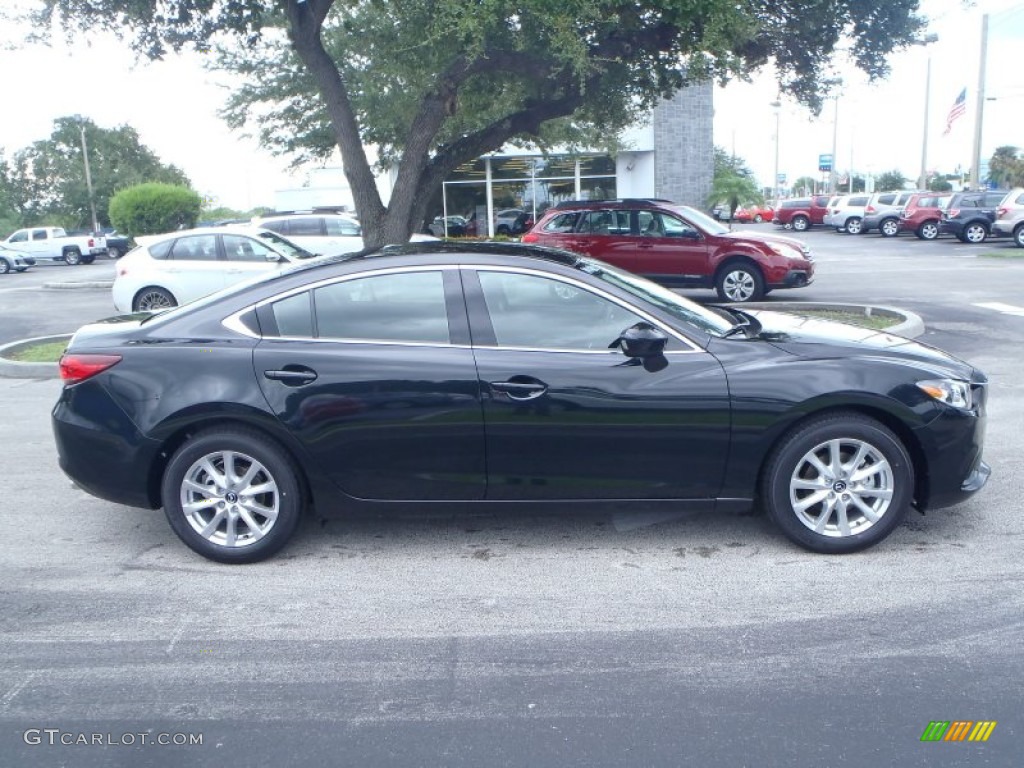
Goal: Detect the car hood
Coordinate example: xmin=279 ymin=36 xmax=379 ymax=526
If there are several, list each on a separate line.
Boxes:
xmin=720 ymin=230 xmax=808 ymax=251
xmin=742 ymin=309 xmax=978 ymax=379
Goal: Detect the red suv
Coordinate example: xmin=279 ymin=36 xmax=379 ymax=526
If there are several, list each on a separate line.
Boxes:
xmin=771 ymin=195 xmax=832 ymax=231
xmin=899 ymin=192 xmax=952 ymax=240
xmin=521 ymin=199 xmax=814 ymax=302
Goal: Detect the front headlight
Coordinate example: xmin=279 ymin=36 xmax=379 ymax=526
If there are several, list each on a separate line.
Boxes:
xmin=768 ymin=243 xmax=805 ymax=261
xmin=917 ymin=379 xmax=973 ymax=410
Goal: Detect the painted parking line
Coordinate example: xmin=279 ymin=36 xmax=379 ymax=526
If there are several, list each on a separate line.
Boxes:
xmin=973 ymin=302 xmax=1024 ymax=317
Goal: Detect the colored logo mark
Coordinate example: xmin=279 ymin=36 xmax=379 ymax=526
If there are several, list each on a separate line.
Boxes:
xmin=920 ymin=721 xmax=997 ymax=742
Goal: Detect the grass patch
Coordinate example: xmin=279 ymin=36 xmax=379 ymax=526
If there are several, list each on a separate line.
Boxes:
xmin=6 ymin=340 xmax=68 ymax=362
xmin=978 ymin=250 xmax=1024 ymax=259
xmin=788 ymin=308 xmax=896 ymax=330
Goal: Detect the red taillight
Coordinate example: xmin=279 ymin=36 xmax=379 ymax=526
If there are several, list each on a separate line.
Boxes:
xmin=521 ymin=233 xmax=539 ymax=243
xmin=866 ymin=205 xmax=876 ymax=213
xmin=997 ymin=207 xmax=1008 ymax=218
xmin=948 ymin=208 xmax=960 ymax=217
xmin=59 ymin=354 xmax=122 ymax=385
xmin=87 ymin=238 xmax=95 ymax=247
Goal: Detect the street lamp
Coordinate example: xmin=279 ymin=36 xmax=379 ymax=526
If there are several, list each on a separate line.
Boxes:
xmin=917 ymin=33 xmax=940 ymax=191
xmin=770 ymin=99 xmax=781 ymax=202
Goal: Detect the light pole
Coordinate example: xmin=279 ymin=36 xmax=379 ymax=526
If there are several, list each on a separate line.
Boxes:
xmin=917 ymin=33 xmax=939 ymax=190
xmin=79 ymin=124 xmax=100 ymax=234
xmin=830 ymin=95 xmax=839 ymax=194
xmin=770 ymin=99 xmax=781 ymax=202
xmin=970 ymin=14 xmax=990 ymax=190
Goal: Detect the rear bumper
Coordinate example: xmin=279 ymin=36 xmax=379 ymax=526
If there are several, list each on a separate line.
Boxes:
xmin=992 ymin=220 xmax=1016 ymax=236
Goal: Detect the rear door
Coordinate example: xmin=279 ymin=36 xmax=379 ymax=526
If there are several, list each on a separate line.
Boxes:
xmin=568 ymin=209 xmax=637 ymax=270
xmin=161 ymin=233 xmax=229 ymax=302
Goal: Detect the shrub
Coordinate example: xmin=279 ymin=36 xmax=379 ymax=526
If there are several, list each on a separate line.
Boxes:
xmin=108 ymin=183 xmax=201 ymax=236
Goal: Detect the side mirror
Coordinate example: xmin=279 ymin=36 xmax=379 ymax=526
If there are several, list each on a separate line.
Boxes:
xmin=609 ymin=322 xmax=668 ymax=359
xmin=266 ymin=252 xmax=282 ymax=262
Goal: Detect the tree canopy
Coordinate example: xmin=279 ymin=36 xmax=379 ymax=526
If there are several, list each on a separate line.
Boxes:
xmin=1 ymin=116 xmax=189 ymax=231
xmin=874 ymin=169 xmax=908 ymax=192
xmin=18 ymin=1 xmax=926 ymax=246
xmin=708 ymin=148 xmax=762 ymax=218
xmin=988 ymin=146 xmax=1024 ymax=188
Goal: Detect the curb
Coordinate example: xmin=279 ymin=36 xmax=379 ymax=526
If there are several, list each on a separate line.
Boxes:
xmin=42 ymin=280 xmax=114 ymax=290
xmin=0 ymin=334 xmax=71 ymax=379
xmin=0 ymin=303 xmax=924 ymax=380
xmin=735 ymin=302 xmax=924 ymax=339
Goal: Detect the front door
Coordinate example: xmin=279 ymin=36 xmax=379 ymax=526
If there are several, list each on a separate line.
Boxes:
xmin=464 ymin=268 xmax=731 ymax=500
xmin=631 ymin=210 xmax=710 ymax=286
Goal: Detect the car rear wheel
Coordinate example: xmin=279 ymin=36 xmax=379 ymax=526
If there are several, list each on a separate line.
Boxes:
xmin=0 ymin=258 xmax=9 ymax=275
xmin=879 ymin=218 xmax=900 ymax=237
xmin=761 ymin=413 xmax=913 ymax=554
xmin=791 ymin=215 xmax=809 ymax=232
xmin=916 ymin=221 xmax=939 ymax=240
xmin=161 ymin=428 xmax=303 ymax=563
xmin=64 ymin=248 xmax=81 ymax=265
xmin=963 ymin=223 xmax=988 ymax=243
xmin=1015 ymin=224 xmax=1024 ymax=248
xmin=108 ymin=246 xmax=122 ymax=259
xmin=844 ymin=217 xmax=863 ymax=235
xmin=753 ymin=214 xmax=763 ymax=223
xmin=133 ymin=287 xmax=177 ymax=312
xmin=715 ymin=262 xmax=765 ymax=303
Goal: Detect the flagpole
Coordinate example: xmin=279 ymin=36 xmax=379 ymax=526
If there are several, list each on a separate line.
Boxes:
xmin=970 ymin=13 xmax=989 ymax=189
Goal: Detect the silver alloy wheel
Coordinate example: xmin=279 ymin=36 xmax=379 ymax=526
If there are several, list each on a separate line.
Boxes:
xmin=180 ymin=450 xmax=280 ymax=548
xmin=792 ymin=216 xmax=809 ymax=232
xmin=136 ymin=289 xmax=175 ymax=311
xmin=0 ymin=258 xmax=9 ymax=274
xmin=789 ymin=437 xmax=894 ymax=538
xmin=880 ymin=219 xmax=899 ymax=236
xmin=964 ymin=224 xmax=987 ymax=243
xmin=1015 ymin=226 xmax=1024 ymax=248
xmin=845 ymin=217 xmax=863 ymax=234
xmin=108 ymin=246 xmax=121 ymax=259
xmin=919 ymin=222 xmax=939 ymax=240
xmin=722 ymin=269 xmax=756 ymax=302
xmin=64 ymin=249 xmax=81 ymax=265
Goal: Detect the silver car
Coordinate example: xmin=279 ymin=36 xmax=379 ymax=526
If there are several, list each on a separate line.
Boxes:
xmin=0 ymin=243 xmax=35 ymax=274
xmin=824 ymin=194 xmax=870 ymax=234
xmin=991 ymin=188 xmax=1024 ymax=247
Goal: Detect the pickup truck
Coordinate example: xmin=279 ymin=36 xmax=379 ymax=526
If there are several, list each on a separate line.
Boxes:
xmin=2 ymin=227 xmax=106 ymax=265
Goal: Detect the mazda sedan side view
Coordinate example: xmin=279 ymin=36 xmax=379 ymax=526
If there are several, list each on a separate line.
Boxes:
xmin=53 ymin=242 xmax=989 ymax=563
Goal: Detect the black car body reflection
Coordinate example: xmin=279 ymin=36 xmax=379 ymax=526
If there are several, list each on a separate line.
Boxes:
xmin=52 ymin=242 xmax=989 ymax=563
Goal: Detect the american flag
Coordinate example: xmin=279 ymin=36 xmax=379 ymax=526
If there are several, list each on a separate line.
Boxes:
xmin=944 ymin=88 xmax=967 ymax=135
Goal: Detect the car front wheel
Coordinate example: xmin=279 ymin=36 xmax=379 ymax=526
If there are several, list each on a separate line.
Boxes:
xmin=791 ymin=215 xmax=809 ymax=232
xmin=715 ymin=262 xmax=765 ymax=303
xmin=880 ymin=218 xmax=900 ymax=237
xmin=963 ymin=223 xmax=988 ymax=243
xmin=917 ymin=221 xmax=939 ymax=240
xmin=761 ymin=413 xmax=913 ymax=554
xmin=161 ymin=428 xmax=303 ymax=563
xmin=0 ymin=258 xmax=9 ymax=275
xmin=108 ymin=246 xmax=121 ymax=259
xmin=1015 ymin=224 xmax=1024 ymax=248
xmin=844 ymin=217 xmax=863 ymax=235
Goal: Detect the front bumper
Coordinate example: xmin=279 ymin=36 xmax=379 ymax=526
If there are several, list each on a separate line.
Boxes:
xmin=770 ymin=268 xmax=813 ymax=289
xmin=913 ymin=384 xmax=989 ymax=511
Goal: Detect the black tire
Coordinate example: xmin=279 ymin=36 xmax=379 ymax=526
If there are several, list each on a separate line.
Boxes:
xmin=64 ymin=248 xmax=81 ymax=265
xmin=753 ymin=214 xmax=763 ymax=223
xmin=161 ymin=427 xmax=303 ymax=563
xmin=916 ymin=221 xmax=939 ymax=240
xmin=496 ymin=225 xmax=511 ymax=236
xmin=133 ymin=287 xmax=177 ymax=312
xmin=82 ymin=255 xmax=95 ymax=265
xmin=715 ymin=260 xmax=765 ymax=303
xmin=844 ymin=217 xmax=863 ymax=235
xmin=879 ymin=218 xmax=900 ymax=237
xmin=791 ymin=215 xmax=810 ymax=232
xmin=963 ymin=222 xmax=988 ymax=244
xmin=1015 ymin=224 xmax=1024 ymax=248
xmin=0 ymin=258 xmax=9 ymax=275
xmin=761 ymin=412 xmax=913 ymax=554
xmin=108 ymin=246 xmax=121 ymax=259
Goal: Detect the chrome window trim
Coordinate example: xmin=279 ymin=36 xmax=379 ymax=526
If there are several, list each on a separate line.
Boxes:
xmin=467 ymin=265 xmax=704 ymax=353
xmin=221 ymin=313 xmax=259 ymax=339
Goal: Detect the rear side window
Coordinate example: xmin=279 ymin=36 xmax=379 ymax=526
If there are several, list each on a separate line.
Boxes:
xmin=324 ymin=217 xmax=360 ymax=236
xmin=271 ymin=292 xmax=313 ymax=337
xmin=876 ymin=193 xmax=897 ymax=205
xmin=579 ymin=210 xmax=629 ymax=235
xmin=148 ymin=240 xmax=173 ymax=260
xmin=985 ymin=192 xmax=1007 ymax=206
xmin=542 ymin=212 xmax=581 ymax=233
xmin=813 ymin=196 xmax=830 ymax=207
xmin=31 ymin=229 xmax=48 ymax=241
xmin=850 ymin=197 xmax=869 ymax=206
xmin=260 ymin=219 xmax=288 ymax=235
xmin=287 ymin=218 xmax=324 ymax=236
xmin=168 ymin=234 xmax=219 ymax=261
xmin=1015 ymin=193 xmax=1024 ymax=205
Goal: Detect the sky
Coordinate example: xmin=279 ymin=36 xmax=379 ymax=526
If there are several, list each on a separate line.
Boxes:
xmin=1 ymin=0 xmax=1022 ymax=210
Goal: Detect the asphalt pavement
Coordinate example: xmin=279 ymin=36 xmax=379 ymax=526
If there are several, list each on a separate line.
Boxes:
xmin=1 ymin=229 xmax=1023 ymax=766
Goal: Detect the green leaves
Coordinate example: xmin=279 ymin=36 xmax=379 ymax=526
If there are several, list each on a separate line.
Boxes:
xmin=108 ymin=182 xmax=202 ymax=236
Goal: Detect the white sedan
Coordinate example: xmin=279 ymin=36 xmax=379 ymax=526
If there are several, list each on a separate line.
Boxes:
xmin=112 ymin=227 xmax=317 ymax=313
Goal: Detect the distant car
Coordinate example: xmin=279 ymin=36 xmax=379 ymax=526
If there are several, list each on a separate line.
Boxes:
xmin=112 ymin=226 xmax=318 ymax=312
xmin=861 ymin=191 xmax=918 ymax=236
xmin=494 ymin=208 xmax=526 ymax=235
xmin=104 ymin=232 xmax=133 ymax=259
xmin=733 ymin=204 xmax=775 ymax=223
xmin=427 ymin=215 xmax=469 ymax=237
xmin=510 ymin=211 xmax=535 ymax=235
xmin=991 ymin=188 xmax=1024 ymax=247
xmin=899 ymin=192 xmax=952 ymax=240
xmin=55 ymin=241 xmax=989 ymax=563
xmin=521 ymin=197 xmax=813 ymax=302
xmin=772 ymin=196 xmax=831 ymax=231
xmin=824 ymin=194 xmax=870 ymax=234
xmin=0 ymin=243 xmax=35 ymax=274
xmin=3 ymin=226 xmax=105 ymax=265
xmin=940 ymin=190 xmax=1010 ymax=243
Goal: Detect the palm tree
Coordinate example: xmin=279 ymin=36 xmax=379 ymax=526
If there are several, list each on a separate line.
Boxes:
xmin=707 ymin=148 xmax=764 ymax=221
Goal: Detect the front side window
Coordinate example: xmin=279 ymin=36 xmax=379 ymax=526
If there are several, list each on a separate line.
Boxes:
xmin=314 ymin=271 xmax=449 ymax=344
xmin=222 ymin=235 xmax=276 ymax=262
xmin=478 ymin=271 xmax=645 ymax=350
xmin=324 ymin=217 xmax=361 ymax=236
xmin=542 ymin=212 xmax=580 ymax=233
xmin=168 ymin=235 xmax=219 ymax=261
xmin=8 ymin=231 xmax=28 ymax=243
xmin=850 ymin=197 xmax=869 ymax=206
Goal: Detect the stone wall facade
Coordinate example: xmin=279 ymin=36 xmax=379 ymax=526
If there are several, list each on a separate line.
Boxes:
xmin=652 ymin=81 xmax=714 ymax=208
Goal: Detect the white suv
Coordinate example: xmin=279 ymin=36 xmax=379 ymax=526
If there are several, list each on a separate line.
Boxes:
xmin=992 ymin=188 xmax=1024 ymax=247
xmin=823 ymin=194 xmax=870 ymax=234
xmin=253 ymin=213 xmax=363 ymax=256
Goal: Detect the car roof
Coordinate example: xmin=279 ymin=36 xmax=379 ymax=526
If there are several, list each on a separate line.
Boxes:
xmin=135 ymin=225 xmax=282 ymax=246
xmin=548 ymin=198 xmax=676 ymax=211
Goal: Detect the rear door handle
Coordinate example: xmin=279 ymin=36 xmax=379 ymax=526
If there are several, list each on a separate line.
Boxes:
xmin=264 ymin=366 xmax=318 ymax=386
xmin=490 ymin=377 xmax=548 ymax=401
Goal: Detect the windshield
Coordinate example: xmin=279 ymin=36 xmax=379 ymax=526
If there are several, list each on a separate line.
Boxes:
xmin=256 ymin=230 xmax=316 ymax=260
xmin=671 ymin=205 xmax=730 ymax=235
xmin=575 ymin=258 xmax=734 ymax=337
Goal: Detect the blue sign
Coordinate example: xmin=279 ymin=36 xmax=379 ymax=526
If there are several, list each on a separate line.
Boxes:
xmin=818 ymin=154 xmax=833 ymax=172
xmin=777 ymin=173 xmax=787 ymax=183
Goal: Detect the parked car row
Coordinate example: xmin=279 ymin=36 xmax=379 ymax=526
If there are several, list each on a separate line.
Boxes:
xmin=772 ymin=187 xmax=1024 ymax=246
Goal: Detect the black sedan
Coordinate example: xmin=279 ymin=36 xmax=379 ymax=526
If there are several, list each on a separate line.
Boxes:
xmin=52 ymin=242 xmax=990 ymax=563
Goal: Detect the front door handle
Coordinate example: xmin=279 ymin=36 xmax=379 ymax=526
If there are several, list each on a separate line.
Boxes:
xmin=490 ymin=376 xmax=548 ymax=401
xmin=264 ymin=366 xmax=318 ymax=386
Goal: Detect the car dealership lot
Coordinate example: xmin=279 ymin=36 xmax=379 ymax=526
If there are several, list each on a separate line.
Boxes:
xmin=1 ymin=232 xmax=1023 ymax=766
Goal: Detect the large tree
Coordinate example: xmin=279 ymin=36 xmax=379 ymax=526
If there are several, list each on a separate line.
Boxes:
xmin=3 ymin=117 xmax=190 ymax=230
xmin=988 ymin=146 xmax=1024 ymax=188
xmin=20 ymin=1 xmax=926 ymax=247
